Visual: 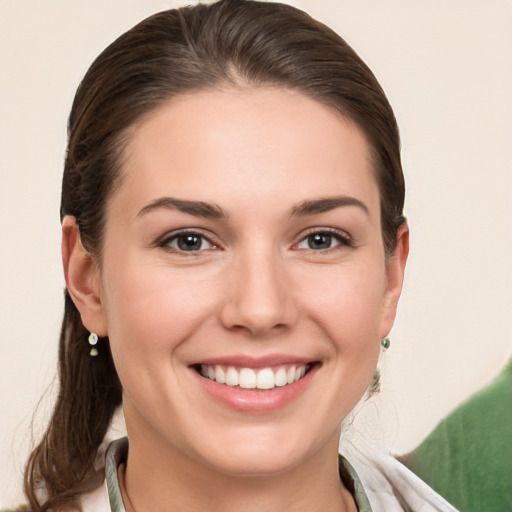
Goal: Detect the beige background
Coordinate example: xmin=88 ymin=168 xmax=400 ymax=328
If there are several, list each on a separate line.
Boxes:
xmin=1 ymin=0 xmax=511 ymax=507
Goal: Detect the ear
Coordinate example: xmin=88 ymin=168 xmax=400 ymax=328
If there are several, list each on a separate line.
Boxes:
xmin=379 ymin=222 xmax=409 ymax=338
xmin=62 ymin=216 xmax=108 ymax=336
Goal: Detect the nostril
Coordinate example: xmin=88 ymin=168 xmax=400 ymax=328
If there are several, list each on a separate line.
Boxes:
xmin=219 ymin=268 xmax=298 ymax=335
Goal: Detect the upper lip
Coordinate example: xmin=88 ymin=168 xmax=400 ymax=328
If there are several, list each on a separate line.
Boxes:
xmin=189 ymin=354 xmax=317 ymax=369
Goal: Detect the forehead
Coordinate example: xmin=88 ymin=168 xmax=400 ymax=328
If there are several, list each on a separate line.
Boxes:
xmin=115 ymin=87 xmax=379 ymax=217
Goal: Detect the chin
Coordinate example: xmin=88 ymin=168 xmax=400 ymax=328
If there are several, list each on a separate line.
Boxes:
xmin=191 ymin=425 xmax=325 ymax=478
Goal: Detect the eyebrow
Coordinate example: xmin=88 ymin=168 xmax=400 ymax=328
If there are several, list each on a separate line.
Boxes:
xmin=290 ymin=196 xmax=370 ymax=217
xmin=137 ymin=195 xmax=369 ymax=220
xmin=137 ymin=197 xmax=227 ymax=219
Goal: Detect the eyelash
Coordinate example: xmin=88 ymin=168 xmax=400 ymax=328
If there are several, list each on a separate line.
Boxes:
xmin=294 ymin=228 xmax=353 ymax=252
xmin=158 ymin=229 xmax=219 ymax=255
xmin=157 ymin=227 xmax=353 ymax=255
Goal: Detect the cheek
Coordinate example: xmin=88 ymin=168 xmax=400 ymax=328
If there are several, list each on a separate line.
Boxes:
xmin=295 ymin=261 xmax=386 ymax=391
xmin=298 ymin=261 xmax=387 ymax=341
xmin=101 ymin=259 xmax=221 ymax=361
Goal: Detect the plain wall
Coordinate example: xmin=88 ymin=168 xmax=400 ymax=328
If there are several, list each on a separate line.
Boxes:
xmin=1 ymin=0 xmax=511 ymax=507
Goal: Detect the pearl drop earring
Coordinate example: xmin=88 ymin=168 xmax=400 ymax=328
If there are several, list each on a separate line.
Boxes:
xmin=88 ymin=332 xmax=99 ymax=357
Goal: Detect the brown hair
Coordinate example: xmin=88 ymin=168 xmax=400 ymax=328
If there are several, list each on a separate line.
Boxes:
xmin=24 ymin=1 xmax=405 ymax=510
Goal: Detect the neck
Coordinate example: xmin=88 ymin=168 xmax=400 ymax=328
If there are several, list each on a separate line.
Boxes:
xmin=120 ymin=428 xmax=356 ymax=512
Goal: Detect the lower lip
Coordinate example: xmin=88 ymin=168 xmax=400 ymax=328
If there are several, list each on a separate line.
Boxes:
xmin=191 ymin=365 xmax=318 ymax=413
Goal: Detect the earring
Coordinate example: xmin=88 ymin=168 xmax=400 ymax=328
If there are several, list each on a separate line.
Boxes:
xmin=88 ymin=332 xmax=99 ymax=357
xmin=381 ymin=337 xmax=390 ymax=350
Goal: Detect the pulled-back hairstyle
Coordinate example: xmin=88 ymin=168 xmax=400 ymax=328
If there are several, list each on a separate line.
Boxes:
xmin=24 ymin=1 xmax=405 ymax=510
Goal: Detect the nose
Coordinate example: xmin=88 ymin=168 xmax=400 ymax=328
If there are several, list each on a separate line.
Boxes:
xmin=219 ymin=247 xmax=298 ymax=337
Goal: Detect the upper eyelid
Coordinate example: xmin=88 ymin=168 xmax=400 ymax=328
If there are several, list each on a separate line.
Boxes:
xmin=158 ymin=228 xmax=219 ymax=247
xmin=292 ymin=228 xmax=354 ymax=251
xmin=296 ymin=226 xmax=352 ymax=242
xmin=155 ymin=226 xmax=352 ymax=248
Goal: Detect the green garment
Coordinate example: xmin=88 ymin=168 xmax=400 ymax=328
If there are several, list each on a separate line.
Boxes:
xmin=401 ymin=360 xmax=512 ymax=512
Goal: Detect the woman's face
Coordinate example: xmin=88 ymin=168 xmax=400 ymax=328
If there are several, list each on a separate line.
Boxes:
xmin=85 ymin=88 xmax=407 ymax=476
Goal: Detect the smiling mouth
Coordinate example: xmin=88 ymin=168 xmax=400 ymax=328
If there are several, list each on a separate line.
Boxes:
xmin=194 ymin=363 xmax=315 ymax=390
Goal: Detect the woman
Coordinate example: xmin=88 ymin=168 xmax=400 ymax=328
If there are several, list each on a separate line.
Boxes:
xmin=19 ymin=1 xmax=456 ymax=510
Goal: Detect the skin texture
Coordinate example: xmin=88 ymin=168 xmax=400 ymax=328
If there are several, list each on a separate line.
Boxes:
xmin=63 ymin=87 xmax=408 ymax=512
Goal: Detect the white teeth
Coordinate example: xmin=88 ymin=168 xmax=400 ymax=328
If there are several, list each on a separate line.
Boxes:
xmin=239 ymin=368 xmax=256 ymax=389
xmin=256 ymin=368 xmax=275 ymax=389
xmin=215 ymin=365 xmax=226 ymax=384
xmin=225 ymin=366 xmax=239 ymax=386
xmin=275 ymin=367 xmax=287 ymax=387
xmin=200 ymin=364 xmax=309 ymax=389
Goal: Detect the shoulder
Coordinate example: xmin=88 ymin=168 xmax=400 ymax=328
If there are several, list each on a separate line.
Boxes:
xmin=80 ymin=479 xmax=112 ymax=512
xmin=344 ymin=450 xmax=458 ymax=512
xmin=39 ymin=438 xmax=126 ymax=512
xmin=79 ymin=437 xmax=127 ymax=512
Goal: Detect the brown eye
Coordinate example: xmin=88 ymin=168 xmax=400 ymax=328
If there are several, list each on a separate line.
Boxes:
xmin=164 ymin=233 xmax=214 ymax=252
xmin=296 ymin=230 xmax=351 ymax=251
xmin=177 ymin=235 xmax=203 ymax=251
xmin=307 ymin=233 xmax=334 ymax=250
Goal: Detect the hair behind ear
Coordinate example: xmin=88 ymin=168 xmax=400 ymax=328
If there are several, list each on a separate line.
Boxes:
xmin=24 ymin=292 xmax=122 ymax=512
